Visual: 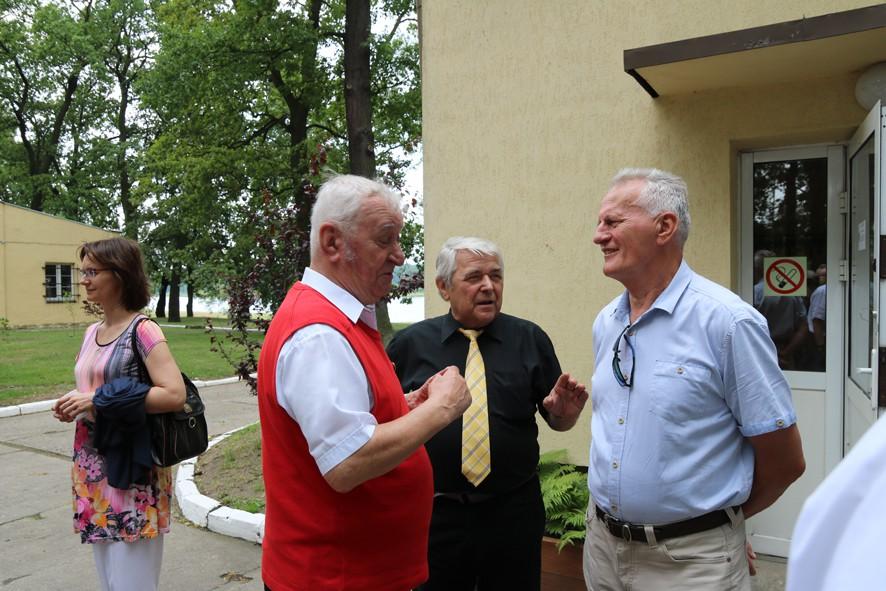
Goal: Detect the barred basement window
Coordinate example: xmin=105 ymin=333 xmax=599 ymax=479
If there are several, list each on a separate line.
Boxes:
xmin=44 ymin=263 xmax=76 ymax=303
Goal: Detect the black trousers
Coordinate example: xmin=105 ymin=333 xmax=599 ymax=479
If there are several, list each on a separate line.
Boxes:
xmin=417 ymin=476 xmax=546 ymax=591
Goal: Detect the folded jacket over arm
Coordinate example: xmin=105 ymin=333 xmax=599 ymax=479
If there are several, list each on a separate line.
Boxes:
xmin=93 ymin=377 xmax=153 ymax=489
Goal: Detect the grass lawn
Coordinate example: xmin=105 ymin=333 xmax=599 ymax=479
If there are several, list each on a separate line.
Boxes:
xmin=195 ymin=422 xmax=264 ymax=513
xmin=2 ymin=318 xmax=409 ymax=407
xmin=0 ymin=317 xmax=262 ymax=406
xmin=196 ymin=323 xmax=414 ymax=515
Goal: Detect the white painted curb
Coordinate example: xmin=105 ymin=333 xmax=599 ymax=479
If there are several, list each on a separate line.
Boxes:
xmin=174 ymin=423 xmax=265 ymax=545
xmin=20 ymin=400 xmax=56 ymax=415
xmin=0 ymin=374 xmax=256 ymax=419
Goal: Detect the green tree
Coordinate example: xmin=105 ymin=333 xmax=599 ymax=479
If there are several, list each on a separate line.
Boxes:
xmin=0 ymin=0 xmax=424 ymax=372
xmin=95 ymin=0 xmax=156 ymax=239
xmin=0 ymin=0 xmax=98 ymax=214
xmin=0 ymin=0 xmax=156 ymax=235
xmin=140 ymin=0 xmax=422 ymax=327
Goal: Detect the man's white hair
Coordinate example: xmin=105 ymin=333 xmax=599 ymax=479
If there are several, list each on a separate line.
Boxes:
xmin=309 ymin=174 xmax=402 ymax=258
xmin=435 ymin=236 xmax=504 ymax=288
xmin=611 ymin=168 xmax=691 ymax=246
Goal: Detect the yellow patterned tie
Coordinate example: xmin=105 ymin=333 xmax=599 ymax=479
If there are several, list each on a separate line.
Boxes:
xmin=459 ymin=328 xmax=491 ymax=486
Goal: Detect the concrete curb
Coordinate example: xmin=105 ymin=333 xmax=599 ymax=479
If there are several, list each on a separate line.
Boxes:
xmin=175 ymin=423 xmax=265 ymax=545
xmin=157 ymin=323 xmax=263 ymax=333
xmin=0 ymin=375 xmax=253 ymax=418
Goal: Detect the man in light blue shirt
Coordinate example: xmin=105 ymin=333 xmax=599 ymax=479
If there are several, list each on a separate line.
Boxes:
xmin=584 ymin=168 xmax=806 ymax=591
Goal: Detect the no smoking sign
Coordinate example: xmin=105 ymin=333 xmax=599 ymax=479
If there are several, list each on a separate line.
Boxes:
xmin=764 ymin=257 xmax=807 ymax=297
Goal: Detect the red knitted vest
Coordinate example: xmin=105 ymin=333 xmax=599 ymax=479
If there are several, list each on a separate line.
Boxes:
xmin=257 ymin=282 xmax=433 ymax=591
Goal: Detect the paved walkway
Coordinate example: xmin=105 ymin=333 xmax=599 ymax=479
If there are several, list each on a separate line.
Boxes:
xmin=0 ymin=382 xmax=263 ymax=591
xmin=0 ymin=381 xmax=790 ymax=590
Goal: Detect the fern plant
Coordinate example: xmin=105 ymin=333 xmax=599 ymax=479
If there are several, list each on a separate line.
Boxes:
xmin=538 ymin=449 xmax=589 ymax=550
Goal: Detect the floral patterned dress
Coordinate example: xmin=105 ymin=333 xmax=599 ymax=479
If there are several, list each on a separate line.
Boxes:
xmin=71 ymin=315 xmax=173 ymax=544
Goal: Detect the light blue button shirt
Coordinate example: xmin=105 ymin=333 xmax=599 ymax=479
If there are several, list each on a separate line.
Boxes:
xmin=588 ymin=261 xmax=796 ymax=524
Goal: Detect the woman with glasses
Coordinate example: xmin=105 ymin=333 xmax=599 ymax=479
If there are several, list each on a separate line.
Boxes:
xmin=52 ymin=237 xmax=185 ymax=591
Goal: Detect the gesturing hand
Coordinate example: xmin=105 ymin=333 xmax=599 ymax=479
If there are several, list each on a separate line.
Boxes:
xmin=405 ymin=369 xmax=447 ymax=410
xmin=427 ymin=366 xmax=471 ymax=421
xmin=542 ymin=373 xmax=588 ymax=429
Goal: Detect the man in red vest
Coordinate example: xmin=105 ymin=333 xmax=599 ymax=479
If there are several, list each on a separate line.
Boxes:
xmin=257 ymin=174 xmax=471 ymax=591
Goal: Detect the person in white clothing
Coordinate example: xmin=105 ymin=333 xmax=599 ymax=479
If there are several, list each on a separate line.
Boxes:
xmin=787 ymin=414 xmax=886 ymax=591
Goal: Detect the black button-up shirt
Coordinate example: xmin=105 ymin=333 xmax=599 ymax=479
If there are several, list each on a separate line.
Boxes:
xmin=386 ymin=312 xmax=562 ymax=495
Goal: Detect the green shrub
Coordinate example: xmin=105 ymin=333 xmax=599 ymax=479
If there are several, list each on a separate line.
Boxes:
xmin=539 ymin=449 xmax=589 ymax=550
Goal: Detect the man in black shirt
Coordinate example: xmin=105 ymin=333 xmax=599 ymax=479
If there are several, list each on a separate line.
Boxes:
xmin=386 ymin=236 xmax=588 ymax=591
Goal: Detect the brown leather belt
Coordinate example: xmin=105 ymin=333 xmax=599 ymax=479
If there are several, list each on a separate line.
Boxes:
xmin=595 ymin=505 xmax=735 ymax=543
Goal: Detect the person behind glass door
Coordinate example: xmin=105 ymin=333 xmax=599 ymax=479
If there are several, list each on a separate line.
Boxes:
xmin=752 ymin=249 xmax=809 ymax=370
xmin=807 ymin=264 xmax=827 ymax=357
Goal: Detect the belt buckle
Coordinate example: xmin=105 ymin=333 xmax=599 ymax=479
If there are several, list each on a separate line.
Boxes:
xmin=621 ymin=523 xmax=632 ymax=542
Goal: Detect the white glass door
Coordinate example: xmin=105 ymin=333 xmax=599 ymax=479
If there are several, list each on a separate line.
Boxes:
xmin=739 ymin=145 xmax=844 ymax=558
xmin=844 ymin=101 xmax=883 ymax=452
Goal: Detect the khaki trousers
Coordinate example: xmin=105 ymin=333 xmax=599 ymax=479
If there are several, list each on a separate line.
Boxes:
xmin=583 ymin=507 xmax=750 ymax=591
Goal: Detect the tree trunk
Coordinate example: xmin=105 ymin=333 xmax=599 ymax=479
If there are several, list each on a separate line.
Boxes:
xmin=117 ymin=77 xmax=137 ymax=239
xmin=344 ymin=0 xmax=396 ymax=338
xmin=784 ymin=162 xmax=797 ymax=255
xmin=344 ymin=0 xmax=375 ymax=177
xmin=168 ymin=268 xmax=181 ymax=322
xmin=186 ymin=280 xmax=194 ymax=318
xmin=264 ymin=0 xmax=321 ymax=233
xmin=155 ymin=277 xmax=168 ymax=318
xmin=27 ymin=71 xmax=84 ymax=211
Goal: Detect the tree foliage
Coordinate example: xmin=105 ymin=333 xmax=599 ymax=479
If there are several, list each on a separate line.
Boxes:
xmin=1 ymin=0 xmax=423 ymax=377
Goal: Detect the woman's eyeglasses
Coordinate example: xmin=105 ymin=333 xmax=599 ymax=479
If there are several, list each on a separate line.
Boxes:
xmin=78 ymin=268 xmax=108 ymax=279
xmin=611 ymin=324 xmax=635 ymax=388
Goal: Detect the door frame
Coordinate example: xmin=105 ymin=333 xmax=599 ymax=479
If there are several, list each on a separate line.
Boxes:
xmin=738 ymin=145 xmax=845 ymax=474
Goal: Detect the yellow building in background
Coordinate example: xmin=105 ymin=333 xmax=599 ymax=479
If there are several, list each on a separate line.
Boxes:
xmin=419 ymin=2 xmax=886 ymax=556
xmin=0 ymin=201 xmax=118 ymax=327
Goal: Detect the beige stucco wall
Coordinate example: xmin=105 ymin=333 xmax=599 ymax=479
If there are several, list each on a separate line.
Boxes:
xmin=0 ymin=202 xmax=118 ymax=326
xmin=420 ymin=1 xmax=873 ymax=464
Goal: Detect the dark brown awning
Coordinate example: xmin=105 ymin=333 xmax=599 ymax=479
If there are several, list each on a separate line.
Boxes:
xmin=625 ymin=4 xmax=886 ymax=98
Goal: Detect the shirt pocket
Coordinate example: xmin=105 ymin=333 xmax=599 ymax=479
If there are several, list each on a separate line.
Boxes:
xmin=650 ymin=360 xmax=720 ymax=424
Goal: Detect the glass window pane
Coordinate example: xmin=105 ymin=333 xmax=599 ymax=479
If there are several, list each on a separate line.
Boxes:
xmin=752 ymin=158 xmax=828 ymax=372
xmin=848 ymin=136 xmax=876 ymax=396
xmin=44 ymin=264 xmax=57 ymax=298
xmin=60 ymin=264 xmax=73 ymax=297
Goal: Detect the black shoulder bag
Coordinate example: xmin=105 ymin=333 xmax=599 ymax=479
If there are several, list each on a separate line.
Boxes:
xmin=131 ymin=317 xmax=209 ymax=467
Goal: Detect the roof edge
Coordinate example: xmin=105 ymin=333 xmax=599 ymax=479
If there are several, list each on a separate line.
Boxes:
xmin=624 ymin=4 xmax=886 ymax=72
xmin=0 ymin=200 xmax=121 ymax=234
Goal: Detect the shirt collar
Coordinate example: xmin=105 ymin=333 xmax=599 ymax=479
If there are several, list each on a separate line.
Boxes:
xmin=611 ymin=260 xmax=693 ymax=322
xmin=301 ymin=267 xmax=377 ymax=329
xmin=439 ymin=311 xmax=504 ymax=343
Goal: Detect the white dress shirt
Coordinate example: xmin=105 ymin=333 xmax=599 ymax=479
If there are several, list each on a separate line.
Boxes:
xmin=787 ymin=414 xmax=886 ymax=591
xmin=275 ymin=267 xmax=379 ymax=475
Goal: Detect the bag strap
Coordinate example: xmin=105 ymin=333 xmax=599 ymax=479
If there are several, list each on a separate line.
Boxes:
xmin=130 ymin=316 xmax=151 ymax=385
